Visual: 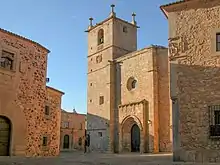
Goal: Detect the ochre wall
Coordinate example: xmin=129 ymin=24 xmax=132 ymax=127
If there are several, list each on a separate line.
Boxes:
xmin=60 ymin=111 xmax=86 ymax=150
xmin=0 ymin=29 xmax=63 ymax=157
xmin=164 ymin=0 xmax=220 ymax=162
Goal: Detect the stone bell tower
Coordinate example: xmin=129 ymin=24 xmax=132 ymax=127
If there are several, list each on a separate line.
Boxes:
xmin=86 ymin=4 xmax=139 ymax=152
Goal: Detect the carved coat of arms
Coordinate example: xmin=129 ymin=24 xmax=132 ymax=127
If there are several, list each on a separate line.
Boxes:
xmin=168 ymin=36 xmax=187 ymax=61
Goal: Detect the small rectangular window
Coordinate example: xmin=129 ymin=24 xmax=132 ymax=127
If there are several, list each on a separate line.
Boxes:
xmin=43 ymin=137 xmax=47 ymax=146
xmin=45 ymin=106 xmax=50 ymax=115
xmin=98 ymin=132 xmax=102 ymax=137
xmin=63 ymin=122 xmax=69 ymax=128
xmin=0 ymin=50 xmax=14 ymax=70
xmin=99 ymin=96 xmax=104 ymax=105
xmin=80 ymin=123 xmax=83 ymax=130
xmin=216 ymin=33 xmax=220 ymax=51
xmin=123 ymin=26 xmax=128 ymax=33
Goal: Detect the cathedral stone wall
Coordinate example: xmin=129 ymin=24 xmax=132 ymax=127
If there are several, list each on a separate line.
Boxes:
xmin=0 ymin=29 xmax=63 ymax=157
xmin=116 ymin=46 xmax=171 ymax=153
xmin=117 ymin=48 xmax=156 ymax=152
xmin=86 ymin=7 xmax=171 ymax=153
xmin=156 ymin=48 xmax=172 ymax=152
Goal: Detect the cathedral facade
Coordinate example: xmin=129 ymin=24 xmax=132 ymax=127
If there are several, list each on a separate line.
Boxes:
xmin=86 ymin=5 xmax=172 ymax=153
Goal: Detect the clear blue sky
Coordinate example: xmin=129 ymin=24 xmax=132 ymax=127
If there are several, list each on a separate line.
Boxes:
xmin=0 ymin=0 xmax=174 ymax=114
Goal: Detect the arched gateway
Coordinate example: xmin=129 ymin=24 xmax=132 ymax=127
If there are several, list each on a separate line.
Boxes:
xmin=0 ymin=116 xmax=11 ymax=156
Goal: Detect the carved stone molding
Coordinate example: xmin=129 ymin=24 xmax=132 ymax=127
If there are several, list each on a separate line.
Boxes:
xmin=96 ymin=54 xmax=102 ymax=63
xmin=168 ymin=36 xmax=187 ymax=61
xmin=97 ymin=44 xmax=103 ymax=51
xmin=118 ymin=99 xmax=147 ymax=108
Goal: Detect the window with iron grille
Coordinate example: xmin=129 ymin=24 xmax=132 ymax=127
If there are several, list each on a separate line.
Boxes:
xmin=216 ymin=33 xmax=220 ymax=51
xmin=209 ymin=105 xmax=220 ymax=137
xmin=0 ymin=50 xmax=14 ymax=70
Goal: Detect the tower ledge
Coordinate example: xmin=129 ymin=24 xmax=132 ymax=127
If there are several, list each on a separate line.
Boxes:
xmin=85 ymin=15 xmax=140 ymax=33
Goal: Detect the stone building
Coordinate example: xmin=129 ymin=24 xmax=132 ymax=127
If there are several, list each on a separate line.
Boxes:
xmin=161 ymin=0 xmax=220 ymax=163
xmin=0 ymin=28 xmax=64 ymax=156
xmin=86 ymin=5 xmax=172 ymax=153
xmin=60 ymin=109 xmax=86 ymax=151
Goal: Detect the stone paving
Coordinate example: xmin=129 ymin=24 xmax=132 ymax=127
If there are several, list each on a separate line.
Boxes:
xmin=0 ymin=151 xmax=173 ymax=165
xmin=1 ymin=151 xmax=219 ymax=165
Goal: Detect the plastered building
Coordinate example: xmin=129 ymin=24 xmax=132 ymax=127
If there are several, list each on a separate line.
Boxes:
xmin=86 ymin=5 xmax=172 ymax=153
xmin=161 ymin=0 xmax=220 ymax=163
xmin=60 ymin=109 xmax=86 ymax=151
xmin=0 ymin=28 xmax=64 ymax=156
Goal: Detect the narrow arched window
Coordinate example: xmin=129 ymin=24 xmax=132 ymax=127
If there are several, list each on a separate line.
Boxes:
xmin=98 ymin=29 xmax=104 ymax=45
xmin=131 ymin=79 xmax=137 ymax=89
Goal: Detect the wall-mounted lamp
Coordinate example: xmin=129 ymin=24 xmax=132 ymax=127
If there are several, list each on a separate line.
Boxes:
xmin=147 ymin=120 xmax=152 ymax=125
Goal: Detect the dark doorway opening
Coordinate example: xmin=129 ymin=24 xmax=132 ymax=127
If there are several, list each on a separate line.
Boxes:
xmin=63 ymin=135 xmax=70 ymax=149
xmin=131 ymin=124 xmax=140 ymax=152
xmin=0 ymin=116 xmax=11 ymax=156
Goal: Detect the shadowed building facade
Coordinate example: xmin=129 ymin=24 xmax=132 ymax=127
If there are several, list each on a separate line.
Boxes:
xmin=60 ymin=109 xmax=86 ymax=151
xmin=86 ymin=5 xmax=172 ymax=153
xmin=161 ymin=0 xmax=220 ymax=163
xmin=0 ymin=28 xmax=64 ymax=156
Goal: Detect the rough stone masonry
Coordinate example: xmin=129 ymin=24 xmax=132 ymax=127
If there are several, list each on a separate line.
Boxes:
xmin=161 ymin=0 xmax=220 ymax=163
xmin=86 ymin=5 xmax=172 ymax=153
xmin=0 ymin=28 xmax=64 ymax=156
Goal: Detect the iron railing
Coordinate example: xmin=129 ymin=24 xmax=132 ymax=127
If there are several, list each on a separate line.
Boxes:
xmin=210 ymin=125 xmax=220 ymax=137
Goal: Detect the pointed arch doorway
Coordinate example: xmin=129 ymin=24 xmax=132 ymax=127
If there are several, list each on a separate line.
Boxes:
xmin=0 ymin=116 xmax=11 ymax=156
xmin=131 ymin=124 xmax=140 ymax=152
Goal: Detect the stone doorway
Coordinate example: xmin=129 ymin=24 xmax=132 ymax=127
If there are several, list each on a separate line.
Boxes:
xmin=120 ymin=116 xmax=143 ymax=153
xmin=131 ymin=124 xmax=140 ymax=152
xmin=0 ymin=116 xmax=11 ymax=156
xmin=63 ymin=135 xmax=70 ymax=149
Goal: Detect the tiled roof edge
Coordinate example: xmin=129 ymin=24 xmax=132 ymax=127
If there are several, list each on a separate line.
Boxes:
xmin=0 ymin=28 xmax=50 ymax=53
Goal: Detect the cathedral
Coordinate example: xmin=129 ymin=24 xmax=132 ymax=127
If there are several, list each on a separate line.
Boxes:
xmin=86 ymin=5 xmax=172 ymax=153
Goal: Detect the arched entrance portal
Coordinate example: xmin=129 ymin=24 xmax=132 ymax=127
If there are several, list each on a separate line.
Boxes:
xmin=63 ymin=135 xmax=70 ymax=149
xmin=121 ymin=116 xmax=143 ymax=152
xmin=0 ymin=116 xmax=11 ymax=156
xmin=131 ymin=124 xmax=140 ymax=152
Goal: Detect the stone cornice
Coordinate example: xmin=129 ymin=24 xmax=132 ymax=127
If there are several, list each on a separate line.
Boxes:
xmin=160 ymin=0 xmax=220 ymax=18
xmin=46 ymin=86 xmax=65 ymax=95
xmin=116 ymin=45 xmax=167 ymax=62
xmin=118 ymin=99 xmax=147 ymax=108
xmin=0 ymin=28 xmax=50 ymax=53
xmin=85 ymin=16 xmax=139 ymax=33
